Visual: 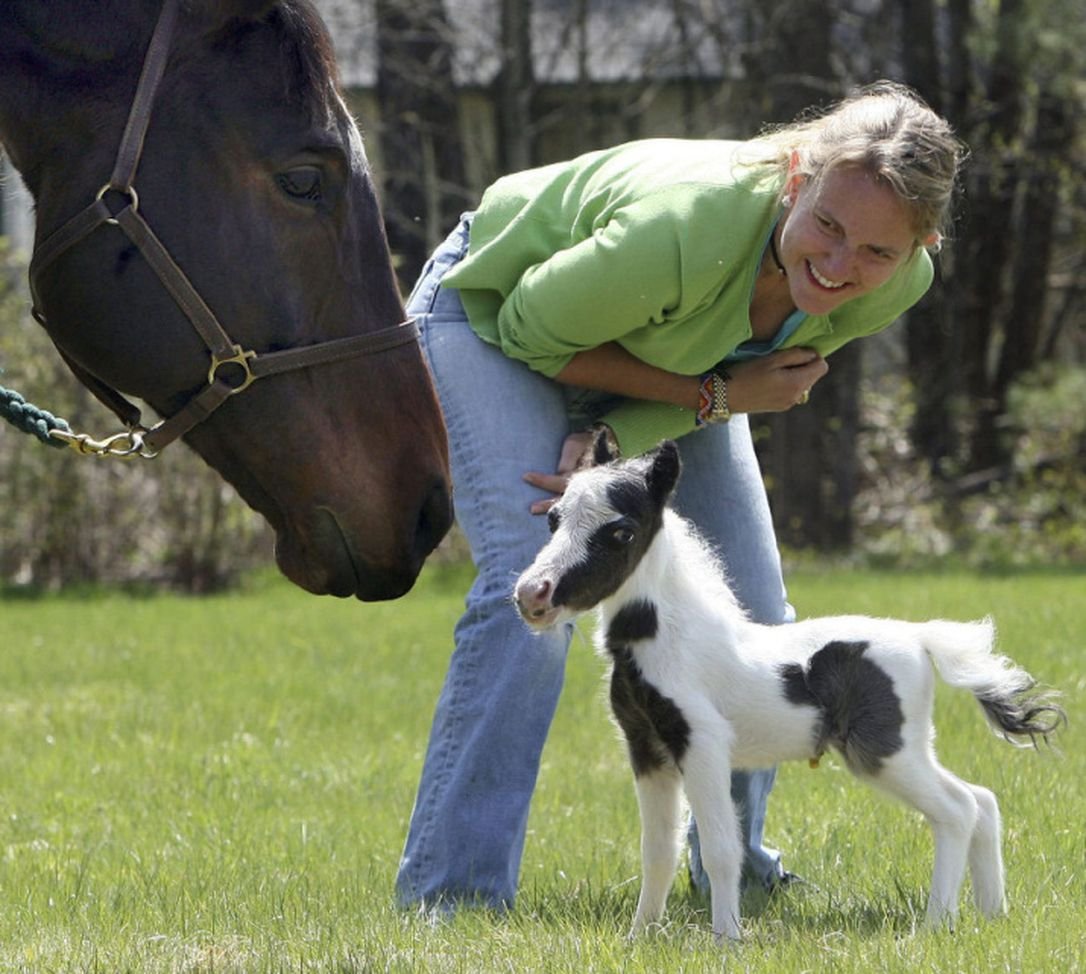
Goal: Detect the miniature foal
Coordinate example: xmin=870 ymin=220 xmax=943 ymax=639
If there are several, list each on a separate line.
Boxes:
xmin=514 ymin=440 xmax=1064 ymax=942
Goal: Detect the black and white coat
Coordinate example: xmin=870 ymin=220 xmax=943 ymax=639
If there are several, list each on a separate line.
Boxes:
xmin=514 ymin=440 xmax=1063 ymax=943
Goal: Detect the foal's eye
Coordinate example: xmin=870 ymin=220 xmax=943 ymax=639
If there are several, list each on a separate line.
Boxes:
xmin=611 ymin=525 xmax=635 ymax=546
xmin=276 ymin=166 xmax=324 ymax=202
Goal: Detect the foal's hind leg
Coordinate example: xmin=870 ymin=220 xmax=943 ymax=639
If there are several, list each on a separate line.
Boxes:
xmin=629 ymin=764 xmax=684 ymax=937
xmin=966 ymin=784 xmax=1006 ymax=918
xmin=871 ymin=751 xmax=980 ymax=929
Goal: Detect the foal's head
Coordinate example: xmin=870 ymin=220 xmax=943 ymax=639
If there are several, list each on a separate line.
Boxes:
xmin=515 ymin=439 xmax=681 ymax=629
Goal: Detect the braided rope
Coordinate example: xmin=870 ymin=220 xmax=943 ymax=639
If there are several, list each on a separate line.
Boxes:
xmin=0 ymin=383 xmax=71 ymax=448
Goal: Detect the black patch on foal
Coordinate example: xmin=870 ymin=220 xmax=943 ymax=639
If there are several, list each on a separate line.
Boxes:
xmin=551 ymin=475 xmax=665 ymax=612
xmin=606 ymin=600 xmax=690 ymax=776
xmin=779 ymin=640 xmax=904 ymax=775
xmin=608 ymin=599 xmax=659 ymax=643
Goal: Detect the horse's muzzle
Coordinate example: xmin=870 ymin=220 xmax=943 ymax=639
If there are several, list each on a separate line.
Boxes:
xmin=277 ymin=478 xmax=452 ymax=601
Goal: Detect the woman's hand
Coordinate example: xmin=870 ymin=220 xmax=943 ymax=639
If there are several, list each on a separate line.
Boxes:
xmin=726 ymin=348 xmax=828 ymax=413
xmin=521 ymin=348 xmax=826 ymax=514
xmin=522 ymin=430 xmax=594 ymax=515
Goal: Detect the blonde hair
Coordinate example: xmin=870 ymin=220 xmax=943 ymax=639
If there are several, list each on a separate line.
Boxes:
xmin=752 ymin=81 xmax=966 ymax=249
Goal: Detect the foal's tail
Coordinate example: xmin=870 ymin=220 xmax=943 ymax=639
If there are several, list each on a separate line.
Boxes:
xmin=917 ymin=617 xmax=1067 ymax=748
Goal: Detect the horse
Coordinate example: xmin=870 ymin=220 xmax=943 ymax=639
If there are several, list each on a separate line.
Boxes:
xmin=514 ymin=439 xmax=1065 ymax=942
xmin=0 ymin=0 xmax=452 ymax=601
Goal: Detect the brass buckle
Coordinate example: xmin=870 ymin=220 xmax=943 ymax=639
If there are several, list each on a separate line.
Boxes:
xmin=208 ymin=344 xmax=258 ymax=394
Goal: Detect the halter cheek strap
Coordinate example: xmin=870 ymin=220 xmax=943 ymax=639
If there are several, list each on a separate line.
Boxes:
xmin=28 ymin=0 xmax=419 ymax=458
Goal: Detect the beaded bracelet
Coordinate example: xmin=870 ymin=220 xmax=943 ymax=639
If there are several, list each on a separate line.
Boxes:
xmin=695 ymin=369 xmax=731 ymax=427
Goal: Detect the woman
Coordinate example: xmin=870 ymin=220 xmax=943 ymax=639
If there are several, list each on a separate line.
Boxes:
xmin=395 ymin=81 xmax=964 ymax=911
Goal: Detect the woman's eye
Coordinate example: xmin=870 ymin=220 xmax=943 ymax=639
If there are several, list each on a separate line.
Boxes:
xmin=276 ymin=166 xmax=323 ymax=201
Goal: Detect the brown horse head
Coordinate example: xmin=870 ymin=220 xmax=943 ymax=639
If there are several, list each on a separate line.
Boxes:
xmin=0 ymin=0 xmax=452 ymax=600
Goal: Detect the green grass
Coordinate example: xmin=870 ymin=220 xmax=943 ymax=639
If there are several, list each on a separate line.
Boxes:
xmin=0 ymin=565 xmax=1082 ymax=973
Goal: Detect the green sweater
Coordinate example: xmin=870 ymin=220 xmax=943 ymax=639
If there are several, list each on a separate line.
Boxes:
xmin=443 ymin=139 xmax=933 ymax=456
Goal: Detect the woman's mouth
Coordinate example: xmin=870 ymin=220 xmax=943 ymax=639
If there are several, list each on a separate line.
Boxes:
xmin=807 ymin=260 xmax=848 ymax=291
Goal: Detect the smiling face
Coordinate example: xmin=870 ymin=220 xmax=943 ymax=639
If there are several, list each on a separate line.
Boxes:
xmin=778 ymin=165 xmax=918 ymax=317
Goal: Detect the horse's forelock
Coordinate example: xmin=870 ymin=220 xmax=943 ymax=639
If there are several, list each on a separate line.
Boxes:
xmin=194 ymin=0 xmax=341 ymax=122
xmin=272 ymin=1 xmax=342 ymax=119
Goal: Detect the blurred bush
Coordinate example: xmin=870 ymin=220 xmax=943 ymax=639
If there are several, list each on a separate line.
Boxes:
xmin=0 ymin=239 xmax=272 ymax=592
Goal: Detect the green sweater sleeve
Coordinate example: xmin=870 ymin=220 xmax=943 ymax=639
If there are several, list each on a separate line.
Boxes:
xmin=602 ymin=399 xmax=698 ymax=457
xmin=490 ymin=193 xmax=711 ymax=377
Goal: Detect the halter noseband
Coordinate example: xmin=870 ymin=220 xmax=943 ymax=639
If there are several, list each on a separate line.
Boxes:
xmin=27 ymin=0 xmax=419 ymax=458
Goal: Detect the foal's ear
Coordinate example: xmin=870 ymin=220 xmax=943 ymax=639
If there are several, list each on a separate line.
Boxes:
xmin=577 ymin=426 xmax=619 ymax=471
xmin=645 ymin=440 xmax=681 ymax=507
xmin=591 ymin=427 xmax=619 ymax=466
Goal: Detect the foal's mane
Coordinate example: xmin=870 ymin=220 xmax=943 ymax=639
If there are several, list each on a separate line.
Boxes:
xmin=657 ymin=509 xmax=747 ymax=619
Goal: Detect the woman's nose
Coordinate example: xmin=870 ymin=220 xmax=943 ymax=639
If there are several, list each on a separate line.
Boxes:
xmin=822 ymin=244 xmax=856 ymax=281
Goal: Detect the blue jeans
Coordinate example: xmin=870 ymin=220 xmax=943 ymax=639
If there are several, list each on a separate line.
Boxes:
xmin=395 ymin=216 xmax=793 ymax=910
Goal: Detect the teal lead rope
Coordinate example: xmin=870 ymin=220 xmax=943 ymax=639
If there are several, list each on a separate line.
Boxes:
xmin=0 ymin=383 xmax=72 ymax=448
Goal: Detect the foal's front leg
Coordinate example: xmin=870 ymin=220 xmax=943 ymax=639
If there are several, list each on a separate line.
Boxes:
xmin=681 ymin=738 xmax=744 ymax=942
xmin=629 ymin=763 xmax=684 ymax=937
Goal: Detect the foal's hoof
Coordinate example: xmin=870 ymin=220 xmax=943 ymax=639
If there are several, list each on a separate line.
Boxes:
xmin=769 ymin=870 xmax=813 ymax=893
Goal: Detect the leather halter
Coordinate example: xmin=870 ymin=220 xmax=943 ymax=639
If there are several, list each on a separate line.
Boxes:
xmin=27 ymin=0 xmax=419 ymax=457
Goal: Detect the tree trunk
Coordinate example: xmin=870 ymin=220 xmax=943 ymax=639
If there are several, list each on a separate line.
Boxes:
xmin=761 ymin=343 xmax=862 ymax=550
xmin=495 ymin=0 xmax=536 ymax=172
xmin=961 ymin=0 xmax=1028 ymax=470
xmin=993 ymin=88 xmax=1077 ymax=408
xmin=901 ymin=0 xmax=959 ymax=474
xmin=743 ymin=2 xmax=853 ymax=550
xmin=376 ymin=0 xmax=468 ymax=291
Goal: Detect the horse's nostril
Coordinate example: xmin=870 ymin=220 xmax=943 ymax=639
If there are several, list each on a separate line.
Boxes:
xmin=413 ymin=478 xmax=453 ymax=559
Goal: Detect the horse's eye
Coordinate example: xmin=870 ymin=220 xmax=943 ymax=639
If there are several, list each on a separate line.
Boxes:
xmin=611 ymin=525 xmax=635 ymax=545
xmin=276 ymin=166 xmax=323 ymax=202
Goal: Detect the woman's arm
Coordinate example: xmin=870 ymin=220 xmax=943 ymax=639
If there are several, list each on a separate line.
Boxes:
xmin=552 ymin=342 xmax=700 ymax=409
xmin=553 ymin=341 xmax=829 ymax=415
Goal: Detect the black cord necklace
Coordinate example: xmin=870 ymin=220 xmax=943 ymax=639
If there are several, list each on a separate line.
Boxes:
xmin=769 ymin=225 xmax=787 ymax=276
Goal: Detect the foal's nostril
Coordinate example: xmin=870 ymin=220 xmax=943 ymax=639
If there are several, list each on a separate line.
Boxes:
xmin=515 ymin=576 xmax=553 ymax=620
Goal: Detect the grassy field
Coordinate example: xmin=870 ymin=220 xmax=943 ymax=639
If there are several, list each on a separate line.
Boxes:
xmin=0 ymin=564 xmax=1082 ymax=973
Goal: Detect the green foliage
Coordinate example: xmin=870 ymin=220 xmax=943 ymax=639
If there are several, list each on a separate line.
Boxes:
xmin=854 ymin=367 xmax=1086 ymax=569
xmin=0 ymin=565 xmax=1081 ymax=971
xmin=962 ymin=366 xmax=1086 ymax=566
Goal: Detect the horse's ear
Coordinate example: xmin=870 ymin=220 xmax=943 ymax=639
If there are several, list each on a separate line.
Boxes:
xmin=645 ymin=440 xmax=681 ymax=507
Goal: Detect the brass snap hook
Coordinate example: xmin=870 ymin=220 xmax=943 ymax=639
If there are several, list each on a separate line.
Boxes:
xmin=49 ymin=425 xmax=157 ymax=459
